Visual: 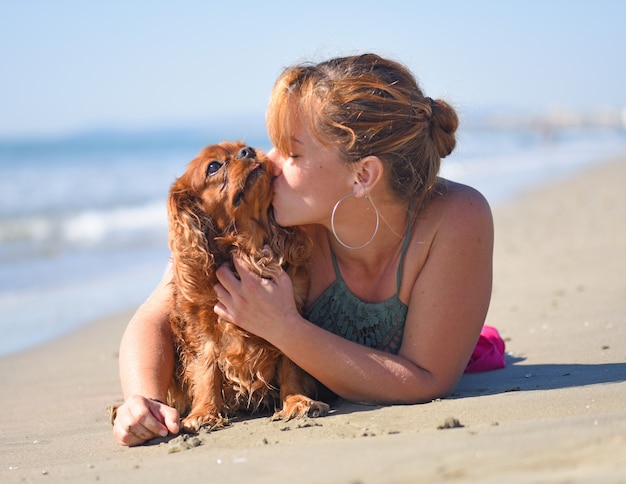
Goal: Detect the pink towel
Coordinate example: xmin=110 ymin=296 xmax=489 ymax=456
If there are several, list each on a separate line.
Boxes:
xmin=464 ymin=325 xmax=506 ymax=373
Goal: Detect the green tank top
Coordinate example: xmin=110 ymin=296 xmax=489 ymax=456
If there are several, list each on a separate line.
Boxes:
xmin=305 ymin=220 xmax=412 ymax=355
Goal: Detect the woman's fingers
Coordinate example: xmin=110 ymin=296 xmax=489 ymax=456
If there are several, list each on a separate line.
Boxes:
xmin=112 ymin=395 xmax=180 ymax=446
xmin=156 ymin=401 xmax=181 ymax=435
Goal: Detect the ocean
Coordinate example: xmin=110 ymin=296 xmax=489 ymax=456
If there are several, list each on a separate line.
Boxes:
xmin=1 ymin=124 xmax=625 ymax=357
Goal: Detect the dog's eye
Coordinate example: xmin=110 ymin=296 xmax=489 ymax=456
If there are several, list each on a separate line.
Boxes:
xmin=206 ymin=161 xmax=223 ymax=177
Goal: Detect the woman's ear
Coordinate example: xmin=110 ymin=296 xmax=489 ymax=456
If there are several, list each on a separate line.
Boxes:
xmin=352 ymin=155 xmax=384 ymax=197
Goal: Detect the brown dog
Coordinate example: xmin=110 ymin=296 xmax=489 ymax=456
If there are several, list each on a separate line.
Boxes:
xmin=167 ymin=141 xmax=329 ymax=432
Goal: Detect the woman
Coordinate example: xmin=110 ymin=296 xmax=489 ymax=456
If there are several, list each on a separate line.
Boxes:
xmin=113 ymin=53 xmax=494 ymax=446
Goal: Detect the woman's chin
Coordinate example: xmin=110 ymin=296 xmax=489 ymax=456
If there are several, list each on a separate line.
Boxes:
xmin=274 ymin=211 xmax=299 ymax=228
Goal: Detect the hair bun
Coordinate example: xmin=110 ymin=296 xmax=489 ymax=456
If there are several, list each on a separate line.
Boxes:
xmin=429 ymin=98 xmax=458 ymax=159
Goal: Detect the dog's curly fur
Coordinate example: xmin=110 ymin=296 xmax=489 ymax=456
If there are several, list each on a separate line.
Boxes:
xmin=167 ymin=141 xmax=329 ymax=432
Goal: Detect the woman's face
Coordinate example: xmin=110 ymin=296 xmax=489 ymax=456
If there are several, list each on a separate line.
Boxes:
xmin=269 ymin=117 xmax=354 ymax=227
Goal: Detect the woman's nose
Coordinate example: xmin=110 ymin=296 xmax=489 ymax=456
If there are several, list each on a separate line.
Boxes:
xmin=267 ymin=148 xmax=282 ymax=176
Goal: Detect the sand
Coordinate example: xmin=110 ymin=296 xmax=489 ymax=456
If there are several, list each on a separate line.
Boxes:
xmin=2 ymin=155 xmax=626 ymax=483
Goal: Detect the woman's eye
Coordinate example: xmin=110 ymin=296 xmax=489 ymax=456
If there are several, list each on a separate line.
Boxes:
xmin=206 ymin=161 xmax=223 ymax=176
xmin=288 ymin=153 xmax=300 ymax=159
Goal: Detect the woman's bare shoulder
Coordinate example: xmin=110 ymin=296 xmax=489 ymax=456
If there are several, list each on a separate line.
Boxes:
xmin=434 ymin=178 xmax=490 ymax=209
xmin=428 ymin=178 xmax=493 ymax=230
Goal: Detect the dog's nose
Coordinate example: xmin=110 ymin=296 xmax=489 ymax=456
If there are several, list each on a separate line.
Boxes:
xmin=237 ymin=147 xmax=256 ymax=160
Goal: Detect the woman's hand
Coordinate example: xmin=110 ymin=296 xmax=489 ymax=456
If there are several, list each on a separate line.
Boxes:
xmin=112 ymin=395 xmax=180 ymax=446
xmin=214 ymin=254 xmax=301 ymax=341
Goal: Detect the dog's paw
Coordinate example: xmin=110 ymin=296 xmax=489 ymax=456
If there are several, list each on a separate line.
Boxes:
xmin=181 ymin=413 xmax=229 ymax=433
xmin=270 ymin=395 xmax=330 ymax=422
xmin=306 ymin=400 xmax=331 ymax=418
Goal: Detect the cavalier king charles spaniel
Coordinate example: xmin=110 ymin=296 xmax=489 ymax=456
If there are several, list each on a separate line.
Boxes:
xmin=166 ymin=141 xmax=329 ymax=432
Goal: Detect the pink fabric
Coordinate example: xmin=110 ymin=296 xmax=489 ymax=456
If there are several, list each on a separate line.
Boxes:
xmin=464 ymin=325 xmax=506 ymax=373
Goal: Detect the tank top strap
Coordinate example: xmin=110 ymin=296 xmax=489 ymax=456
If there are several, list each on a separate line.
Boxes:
xmin=395 ymin=211 xmax=413 ymax=295
xmin=330 ymin=246 xmax=342 ymax=278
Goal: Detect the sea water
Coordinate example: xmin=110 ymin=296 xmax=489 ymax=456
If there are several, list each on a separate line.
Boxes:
xmin=1 ymin=125 xmax=625 ymax=357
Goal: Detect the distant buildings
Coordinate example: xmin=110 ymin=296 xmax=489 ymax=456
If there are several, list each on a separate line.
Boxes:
xmin=466 ymin=106 xmax=626 ymax=131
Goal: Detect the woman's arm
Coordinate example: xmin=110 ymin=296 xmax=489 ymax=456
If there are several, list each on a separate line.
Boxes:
xmin=113 ymin=268 xmax=181 ymax=445
xmin=396 ymin=185 xmax=494 ymax=400
xmin=214 ymin=186 xmax=493 ymax=404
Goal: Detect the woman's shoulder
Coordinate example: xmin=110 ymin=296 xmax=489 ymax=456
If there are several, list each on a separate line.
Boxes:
xmin=433 ymin=178 xmax=491 ymax=208
xmin=398 ymin=179 xmax=493 ymax=305
xmin=408 ymin=178 xmax=493 ymax=258
xmin=426 ymin=178 xmax=493 ymax=229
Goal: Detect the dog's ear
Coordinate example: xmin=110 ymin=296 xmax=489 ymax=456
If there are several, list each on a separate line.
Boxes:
xmin=267 ymin=208 xmax=312 ymax=268
xmin=168 ymin=180 xmax=219 ymax=302
xmin=266 ymin=209 xmax=312 ymax=312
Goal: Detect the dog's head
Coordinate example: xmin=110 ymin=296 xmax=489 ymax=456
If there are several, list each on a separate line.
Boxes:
xmin=168 ymin=141 xmax=310 ymax=295
xmin=169 ymin=141 xmax=273 ymax=240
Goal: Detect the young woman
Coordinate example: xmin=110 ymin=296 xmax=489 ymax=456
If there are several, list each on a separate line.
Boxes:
xmin=113 ymin=53 xmax=494 ymax=446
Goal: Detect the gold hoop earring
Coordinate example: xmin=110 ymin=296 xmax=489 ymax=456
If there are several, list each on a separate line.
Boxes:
xmin=330 ymin=194 xmax=380 ymax=250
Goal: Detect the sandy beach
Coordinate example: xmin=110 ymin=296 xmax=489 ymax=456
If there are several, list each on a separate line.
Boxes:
xmin=2 ymin=154 xmax=625 ymax=483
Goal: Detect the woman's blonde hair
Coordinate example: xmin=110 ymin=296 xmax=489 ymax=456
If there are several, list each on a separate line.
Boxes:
xmin=267 ymin=53 xmax=458 ymax=206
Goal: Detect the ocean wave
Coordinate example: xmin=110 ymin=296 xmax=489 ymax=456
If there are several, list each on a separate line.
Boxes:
xmin=0 ymin=201 xmax=168 ymax=254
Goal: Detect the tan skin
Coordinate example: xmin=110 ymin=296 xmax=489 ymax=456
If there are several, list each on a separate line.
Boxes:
xmin=112 ymin=118 xmax=493 ymax=446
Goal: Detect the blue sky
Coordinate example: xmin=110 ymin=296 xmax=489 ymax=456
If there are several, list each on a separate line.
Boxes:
xmin=1 ymin=0 xmax=624 ymax=138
